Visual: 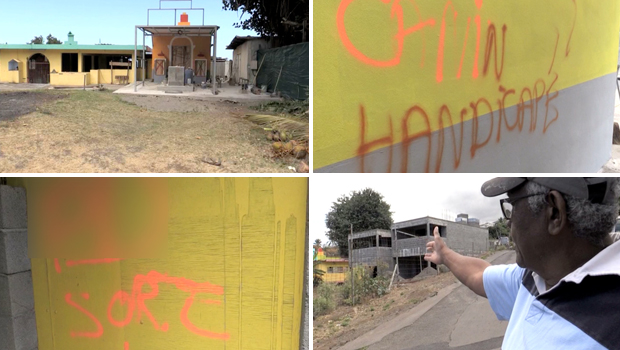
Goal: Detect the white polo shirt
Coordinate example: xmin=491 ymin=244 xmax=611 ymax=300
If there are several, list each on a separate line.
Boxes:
xmin=483 ymin=239 xmax=620 ymax=350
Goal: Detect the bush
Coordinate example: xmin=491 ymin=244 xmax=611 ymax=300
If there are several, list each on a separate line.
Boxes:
xmin=341 ymin=264 xmax=391 ymax=305
xmin=313 ymin=283 xmax=337 ymax=318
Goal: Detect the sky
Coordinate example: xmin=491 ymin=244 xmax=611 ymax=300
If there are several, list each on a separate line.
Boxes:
xmin=0 ymin=0 xmax=259 ymax=59
xmin=310 ymin=174 xmax=505 ymax=245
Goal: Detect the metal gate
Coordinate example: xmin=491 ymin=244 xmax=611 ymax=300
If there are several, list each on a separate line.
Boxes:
xmin=28 ymin=54 xmax=50 ymax=84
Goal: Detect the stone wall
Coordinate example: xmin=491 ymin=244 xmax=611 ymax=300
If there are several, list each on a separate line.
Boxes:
xmin=0 ymin=185 xmax=37 ymax=350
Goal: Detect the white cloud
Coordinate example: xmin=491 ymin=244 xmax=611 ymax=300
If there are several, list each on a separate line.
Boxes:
xmin=310 ymin=174 xmax=504 ymax=244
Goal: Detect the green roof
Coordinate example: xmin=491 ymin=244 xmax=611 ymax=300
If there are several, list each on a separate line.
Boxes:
xmin=0 ymin=44 xmax=146 ymax=51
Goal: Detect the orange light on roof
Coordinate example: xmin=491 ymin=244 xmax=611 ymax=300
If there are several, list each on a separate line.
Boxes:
xmin=178 ymin=12 xmax=190 ymax=26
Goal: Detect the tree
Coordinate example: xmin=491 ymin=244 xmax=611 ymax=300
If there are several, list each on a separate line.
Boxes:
xmin=488 ymin=217 xmax=510 ymax=240
xmin=325 ymin=188 xmax=393 ymax=257
xmin=28 ymin=36 xmax=44 ymax=44
xmin=222 ymin=0 xmax=309 ymax=46
xmin=46 ymin=34 xmax=62 ymax=44
xmin=27 ymin=34 xmax=62 ymax=45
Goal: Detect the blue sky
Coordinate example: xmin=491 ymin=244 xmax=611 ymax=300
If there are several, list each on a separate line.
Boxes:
xmin=0 ymin=0 xmax=259 ymax=59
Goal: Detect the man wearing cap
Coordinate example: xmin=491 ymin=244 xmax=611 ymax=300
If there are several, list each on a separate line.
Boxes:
xmin=424 ymin=177 xmax=620 ymax=350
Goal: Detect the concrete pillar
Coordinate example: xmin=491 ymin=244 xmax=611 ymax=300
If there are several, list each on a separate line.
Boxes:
xmin=134 ymin=26 xmax=138 ymax=92
xmin=77 ymin=53 xmax=83 ymax=73
xmin=426 ymin=221 xmax=431 ymax=268
xmin=0 ymin=185 xmax=37 ymax=350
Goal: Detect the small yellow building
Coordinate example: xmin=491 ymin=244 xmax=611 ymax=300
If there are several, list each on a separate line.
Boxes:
xmin=0 ymin=32 xmax=147 ymax=86
xmin=314 ymin=248 xmax=349 ymax=284
xmin=315 ymin=259 xmax=349 ymax=284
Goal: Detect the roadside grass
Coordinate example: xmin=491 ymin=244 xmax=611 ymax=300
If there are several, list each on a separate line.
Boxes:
xmin=314 ymin=250 xmax=498 ymax=350
xmin=313 ymin=272 xmax=458 ymax=350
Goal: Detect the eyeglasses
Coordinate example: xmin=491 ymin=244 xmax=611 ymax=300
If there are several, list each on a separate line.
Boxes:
xmin=499 ymin=193 xmax=547 ymax=219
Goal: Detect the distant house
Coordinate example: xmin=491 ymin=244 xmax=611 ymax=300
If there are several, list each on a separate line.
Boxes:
xmin=226 ymin=35 xmax=270 ymax=84
xmin=0 ymin=32 xmax=147 ymax=85
xmin=213 ymin=57 xmax=229 ymax=79
xmin=350 ymin=216 xmax=489 ymax=280
xmin=314 ymin=248 xmax=349 ymax=284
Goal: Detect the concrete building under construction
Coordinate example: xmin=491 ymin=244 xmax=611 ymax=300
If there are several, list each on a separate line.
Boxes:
xmin=349 ymin=215 xmax=488 ymax=280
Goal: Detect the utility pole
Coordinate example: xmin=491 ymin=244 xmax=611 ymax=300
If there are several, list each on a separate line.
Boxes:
xmin=349 ymin=223 xmax=354 ymax=305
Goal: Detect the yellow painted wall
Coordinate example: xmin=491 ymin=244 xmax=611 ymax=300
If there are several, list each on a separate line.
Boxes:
xmin=5 ymin=70 xmax=20 ymax=83
xmin=20 ymin=178 xmax=307 ymax=350
xmin=152 ymin=36 xmax=212 ymax=73
xmin=316 ymin=261 xmax=348 ymax=283
xmin=143 ymin=59 xmax=152 ymax=80
xmin=0 ymin=49 xmax=138 ymax=85
xmin=50 ymin=72 xmax=90 ymax=86
xmin=88 ymin=70 xmax=99 ymax=85
xmin=87 ymin=69 xmax=136 ymax=85
xmin=314 ymin=0 xmax=620 ymax=170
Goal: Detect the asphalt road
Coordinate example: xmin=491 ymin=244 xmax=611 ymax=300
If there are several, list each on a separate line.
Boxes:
xmin=341 ymin=250 xmax=516 ymax=350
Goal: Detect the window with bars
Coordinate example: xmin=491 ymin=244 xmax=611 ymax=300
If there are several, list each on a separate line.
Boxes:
xmin=327 ymin=267 xmax=346 ymax=274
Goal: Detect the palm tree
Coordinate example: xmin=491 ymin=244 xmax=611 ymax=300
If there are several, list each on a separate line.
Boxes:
xmin=314 ymin=238 xmax=322 ymax=248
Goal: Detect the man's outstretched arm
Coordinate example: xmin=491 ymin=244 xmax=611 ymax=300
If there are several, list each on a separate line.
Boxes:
xmin=424 ymin=227 xmax=490 ymax=297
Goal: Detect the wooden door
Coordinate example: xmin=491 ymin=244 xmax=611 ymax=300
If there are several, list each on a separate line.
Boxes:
xmin=28 ymin=55 xmax=50 ymax=84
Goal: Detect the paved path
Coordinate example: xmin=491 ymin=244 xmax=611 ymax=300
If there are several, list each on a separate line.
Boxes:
xmin=338 ymin=250 xmax=516 ymax=350
xmin=0 ymin=83 xmax=49 ymax=90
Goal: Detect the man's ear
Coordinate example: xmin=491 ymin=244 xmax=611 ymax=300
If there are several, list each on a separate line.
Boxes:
xmin=546 ymin=190 xmax=567 ymax=236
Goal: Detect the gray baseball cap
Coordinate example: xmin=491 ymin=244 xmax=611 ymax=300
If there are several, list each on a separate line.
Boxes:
xmin=481 ymin=178 xmax=616 ymax=204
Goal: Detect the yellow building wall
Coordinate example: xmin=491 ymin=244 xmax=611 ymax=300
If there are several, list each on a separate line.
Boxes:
xmin=18 ymin=178 xmax=307 ymax=350
xmin=5 ymin=70 xmax=20 ymax=83
xmin=0 ymin=50 xmax=51 ymax=83
xmin=152 ymin=36 xmax=212 ymax=73
xmin=314 ymin=0 xmax=620 ymax=170
xmin=88 ymin=69 xmax=136 ymax=85
xmin=50 ymin=72 xmax=90 ymax=86
xmin=0 ymin=49 xmax=138 ymax=85
xmin=88 ymin=69 xmax=99 ymax=85
xmin=316 ymin=261 xmax=348 ymax=283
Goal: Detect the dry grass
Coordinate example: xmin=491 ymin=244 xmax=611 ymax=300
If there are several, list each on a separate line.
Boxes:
xmin=0 ymin=90 xmax=297 ymax=173
xmin=313 ymin=273 xmax=458 ymax=350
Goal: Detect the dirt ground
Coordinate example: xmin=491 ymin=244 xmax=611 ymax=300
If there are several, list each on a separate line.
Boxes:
xmin=0 ymin=91 xmax=66 ymax=121
xmin=313 ymin=272 xmax=458 ymax=350
xmin=0 ymin=89 xmax=303 ymax=173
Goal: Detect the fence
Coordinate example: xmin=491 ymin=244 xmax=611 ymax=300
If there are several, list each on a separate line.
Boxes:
xmin=257 ymin=43 xmax=309 ymax=100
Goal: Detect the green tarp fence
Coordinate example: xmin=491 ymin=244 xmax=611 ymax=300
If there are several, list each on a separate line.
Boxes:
xmin=257 ymin=42 xmax=309 ymax=100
